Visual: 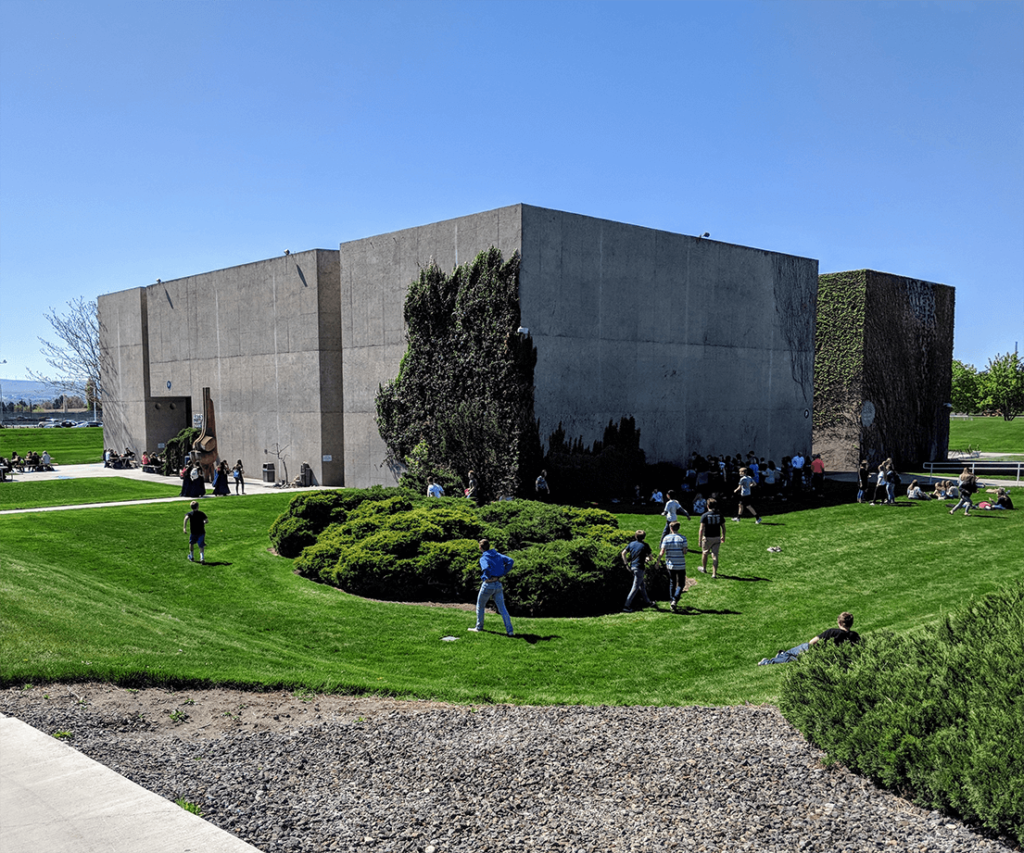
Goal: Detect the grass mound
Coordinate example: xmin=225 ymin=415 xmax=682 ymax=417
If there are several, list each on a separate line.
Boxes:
xmin=779 ymin=581 xmax=1024 ymax=845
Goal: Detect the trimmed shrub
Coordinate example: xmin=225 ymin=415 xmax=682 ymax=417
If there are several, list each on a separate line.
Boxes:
xmin=280 ymin=491 xmax=627 ymax=617
xmin=502 ymin=538 xmax=623 ymax=617
xmin=779 ymin=582 xmax=1024 ymax=844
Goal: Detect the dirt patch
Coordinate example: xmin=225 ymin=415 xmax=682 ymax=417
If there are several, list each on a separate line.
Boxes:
xmin=2 ymin=682 xmax=462 ymax=738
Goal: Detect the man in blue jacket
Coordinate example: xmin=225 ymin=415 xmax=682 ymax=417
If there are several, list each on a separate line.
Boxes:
xmin=468 ymin=538 xmax=515 ymax=637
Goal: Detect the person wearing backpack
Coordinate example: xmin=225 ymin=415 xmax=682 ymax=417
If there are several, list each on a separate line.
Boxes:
xmin=468 ymin=539 xmax=515 ymax=637
xmin=950 ymin=468 xmax=977 ymax=516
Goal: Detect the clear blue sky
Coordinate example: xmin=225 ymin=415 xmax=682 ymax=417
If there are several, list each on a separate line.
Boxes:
xmin=1 ymin=0 xmax=1021 ymax=380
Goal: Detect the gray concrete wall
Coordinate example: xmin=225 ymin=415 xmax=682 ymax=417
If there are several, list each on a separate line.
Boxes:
xmin=520 ymin=206 xmax=817 ymax=468
xmin=100 ymin=250 xmax=343 ymax=485
xmin=339 ymin=206 xmax=525 ymax=487
xmin=339 ymin=204 xmax=817 ymax=487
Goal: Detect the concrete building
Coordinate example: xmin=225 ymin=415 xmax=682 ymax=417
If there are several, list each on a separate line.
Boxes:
xmin=812 ymin=269 xmax=955 ymax=470
xmin=100 ymin=204 xmax=819 ymax=488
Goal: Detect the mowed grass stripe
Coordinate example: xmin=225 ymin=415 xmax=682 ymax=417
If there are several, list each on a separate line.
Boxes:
xmin=0 ymin=490 xmax=1019 ymax=705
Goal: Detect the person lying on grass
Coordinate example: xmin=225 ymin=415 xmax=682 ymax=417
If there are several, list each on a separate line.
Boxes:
xmin=757 ymin=611 xmax=860 ymax=665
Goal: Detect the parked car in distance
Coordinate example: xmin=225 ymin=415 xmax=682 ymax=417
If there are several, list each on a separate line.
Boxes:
xmin=38 ymin=418 xmax=61 ymax=427
xmin=73 ymin=421 xmax=103 ymax=428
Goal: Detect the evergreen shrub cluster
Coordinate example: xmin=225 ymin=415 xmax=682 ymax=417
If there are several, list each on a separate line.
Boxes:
xmin=779 ymin=582 xmax=1024 ymax=844
xmin=160 ymin=427 xmax=199 ymax=478
xmin=270 ymin=489 xmax=632 ymax=617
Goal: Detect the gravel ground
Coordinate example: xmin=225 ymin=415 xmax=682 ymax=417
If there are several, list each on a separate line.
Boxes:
xmin=0 ymin=684 xmax=1013 ymax=853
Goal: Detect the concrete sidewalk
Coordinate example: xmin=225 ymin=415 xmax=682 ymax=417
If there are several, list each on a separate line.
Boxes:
xmin=0 ymin=714 xmax=262 ymax=853
xmin=0 ymin=462 xmax=316 ymax=514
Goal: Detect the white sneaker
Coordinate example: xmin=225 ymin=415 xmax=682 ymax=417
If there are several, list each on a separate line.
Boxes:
xmin=467 ymin=627 xmax=481 ymax=632
xmin=732 ymin=517 xmax=740 ymax=523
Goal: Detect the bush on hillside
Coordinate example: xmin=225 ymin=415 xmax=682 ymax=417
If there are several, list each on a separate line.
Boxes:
xmin=779 ymin=582 xmax=1024 ymax=845
xmin=275 ymin=491 xmax=628 ymax=616
xmin=269 ymin=487 xmax=399 ymax=557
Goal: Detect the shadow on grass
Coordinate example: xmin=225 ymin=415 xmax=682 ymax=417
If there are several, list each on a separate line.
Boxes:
xmin=471 ymin=631 xmax=560 ymax=645
xmin=714 ymin=573 xmax=770 ymax=582
xmin=671 ymin=606 xmax=742 ymax=616
xmin=195 ymin=561 xmax=233 ymax=567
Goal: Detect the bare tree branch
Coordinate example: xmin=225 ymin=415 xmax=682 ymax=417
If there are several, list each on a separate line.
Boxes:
xmin=27 ymin=297 xmax=101 ymax=399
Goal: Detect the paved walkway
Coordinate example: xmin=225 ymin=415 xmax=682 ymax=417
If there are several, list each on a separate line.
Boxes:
xmin=0 ymin=713 xmax=262 ymax=853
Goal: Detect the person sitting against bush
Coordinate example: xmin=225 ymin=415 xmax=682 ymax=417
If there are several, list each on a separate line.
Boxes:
xmin=906 ymin=479 xmax=931 ymax=500
xmin=758 ymin=611 xmax=861 ymax=665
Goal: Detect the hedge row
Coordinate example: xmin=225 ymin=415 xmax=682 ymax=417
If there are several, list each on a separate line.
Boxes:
xmin=779 ymin=582 xmax=1024 ymax=845
xmin=270 ymin=489 xmax=634 ymax=617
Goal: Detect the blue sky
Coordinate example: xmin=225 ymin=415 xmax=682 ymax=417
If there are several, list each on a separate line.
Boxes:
xmin=1 ymin=0 xmax=1021 ymax=380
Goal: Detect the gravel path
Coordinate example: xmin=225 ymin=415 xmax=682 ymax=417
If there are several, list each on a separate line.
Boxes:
xmin=1 ymin=687 xmax=1011 ymax=853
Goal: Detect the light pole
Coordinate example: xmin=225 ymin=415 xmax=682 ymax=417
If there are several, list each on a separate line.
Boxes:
xmin=0 ymin=359 xmax=7 ymax=426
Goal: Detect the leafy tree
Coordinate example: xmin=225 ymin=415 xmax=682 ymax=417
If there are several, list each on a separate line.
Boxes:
xmin=950 ymin=360 xmax=982 ymax=414
xmin=980 ymin=351 xmax=1024 ymax=420
xmin=29 ymin=297 xmax=100 ymax=406
xmin=376 ymin=248 xmax=541 ymax=501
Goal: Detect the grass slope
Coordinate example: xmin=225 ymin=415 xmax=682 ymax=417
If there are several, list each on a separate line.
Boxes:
xmin=948 ymin=416 xmax=1024 ymax=455
xmin=0 ymin=478 xmax=182 ymax=511
xmin=0 ymin=427 xmax=104 ymax=465
xmin=0 ymin=491 xmax=1020 ymax=706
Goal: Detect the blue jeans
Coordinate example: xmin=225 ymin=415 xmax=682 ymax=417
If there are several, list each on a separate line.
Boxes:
xmin=476 ymin=581 xmax=514 ymax=635
xmin=952 ymin=493 xmax=973 ymax=514
xmin=885 ymin=483 xmax=895 ymax=503
xmin=759 ymin=641 xmax=810 ymax=665
xmin=668 ymin=570 xmax=686 ymax=604
xmin=625 ymin=567 xmax=652 ymax=609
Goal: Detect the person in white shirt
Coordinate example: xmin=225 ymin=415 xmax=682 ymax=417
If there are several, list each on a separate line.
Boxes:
xmin=426 ymin=477 xmax=445 ymax=498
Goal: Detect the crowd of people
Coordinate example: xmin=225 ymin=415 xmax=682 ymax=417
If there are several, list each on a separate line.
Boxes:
xmin=0 ymin=449 xmax=55 ymax=478
xmin=179 ymin=457 xmax=246 ymax=498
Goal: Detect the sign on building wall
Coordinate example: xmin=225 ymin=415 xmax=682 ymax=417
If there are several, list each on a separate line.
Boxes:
xmin=193 ymin=414 xmax=203 ymax=429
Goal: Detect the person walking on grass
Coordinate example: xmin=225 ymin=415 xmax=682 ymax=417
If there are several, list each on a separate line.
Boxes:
xmin=621 ymin=530 xmax=656 ymax=612
xmin=698 ymin=497 xmax=726 ymax=579
xmin=732 ymin=467 xmax=762 ymax=524
xmin=950 ymin=467 xmax=977 ymax=516
xmin=183 ymin=500 xmax=208 ymax=564
xmin=661 ymin=489 xmax=689 ymax=538
xmin=659 ymin=521 xmax=688 ymax=612
xmin=468 ymin=539 xmax=514 ymax=636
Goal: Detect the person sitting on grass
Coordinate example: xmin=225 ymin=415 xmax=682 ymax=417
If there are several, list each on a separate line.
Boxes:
xmin=906 ymin=479 xmax=931 ymax=500
xmin=980 ymin=487 xmax=1014 ymax=510
xmin=758 ymin=611 xmax=861 ymax=665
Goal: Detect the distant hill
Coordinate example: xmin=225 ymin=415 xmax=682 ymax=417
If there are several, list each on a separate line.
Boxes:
xmin=0 ymin=379 xmax=85 ymax=404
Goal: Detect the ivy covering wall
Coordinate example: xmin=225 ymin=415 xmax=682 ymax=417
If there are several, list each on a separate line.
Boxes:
xmin=813 ymin=271 xmax=867 ymax=470
xmin=375 ymin=248 xmax=541 ymax=501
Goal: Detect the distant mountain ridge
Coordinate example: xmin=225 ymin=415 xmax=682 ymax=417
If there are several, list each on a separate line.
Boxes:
xmin=0 ymin=379 xmax=84 ymax=403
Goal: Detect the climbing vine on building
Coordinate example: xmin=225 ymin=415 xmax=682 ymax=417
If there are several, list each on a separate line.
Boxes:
xmin=376 ymin=248 xmax=541 ymax=500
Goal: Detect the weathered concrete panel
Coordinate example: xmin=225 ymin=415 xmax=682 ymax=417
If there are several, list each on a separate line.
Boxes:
xmin=339 ymin=206 xmax=525 ymax=487
xmin=519 ymin=205 xmax=817 ymax=471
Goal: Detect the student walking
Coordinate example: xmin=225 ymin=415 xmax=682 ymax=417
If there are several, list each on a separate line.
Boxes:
xmin=468 ymin=539 xmax=515 ymax=636
xmin=698 ymin=498 xmax=726 ymax=578
xmin=856 ymin=460 xmax=870 ymax=503
xmin=621 ymin=530 xmax=656 ymax=612
xmin=732 ymin=468 xmax=761 ymax=523
xmin=661 ymin=489 xmax=689 ymax=538
xmin=950 ymin=468 xmax=977 ymax=516
xmin=232 ymin=460 xmax=245 ymax=495
xmin=659 ymin=521 xmax=688 ymax=612
xmin=183 ymin=500 xmax=209 ymax=564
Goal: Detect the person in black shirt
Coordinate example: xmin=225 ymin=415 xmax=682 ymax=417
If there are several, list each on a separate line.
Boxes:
xmin=698 ymin=497 xmax=726 ymax=579
xmin=758 ymin=611 xmax=861 ymax=665
xmin=182 ymin=500 xmax=209 ymax=564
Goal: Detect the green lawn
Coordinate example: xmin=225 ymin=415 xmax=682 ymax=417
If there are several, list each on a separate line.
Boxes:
xmin=0 ymin=478 xmax=182 ymax=510
xmin=0 ymin=426 xmax=104 ymax=465
xmin=1 ymin=488 xmax=1019 ymax=706
xmin=948 ymin=416 xmax=1023 ymax=455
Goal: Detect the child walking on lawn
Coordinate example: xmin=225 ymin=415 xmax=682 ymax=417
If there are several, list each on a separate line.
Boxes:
xmin=183 ymin=500 xmax=209 ymax=564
